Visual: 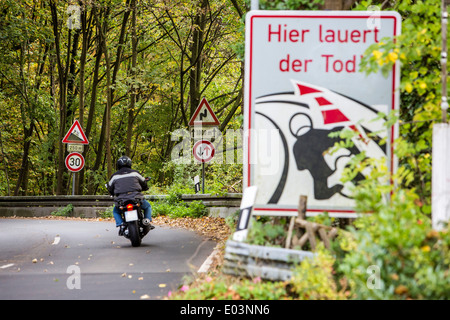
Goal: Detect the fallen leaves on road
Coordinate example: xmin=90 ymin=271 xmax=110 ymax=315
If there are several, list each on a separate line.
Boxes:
xmin=152 ymin=216 xmax=231 ymax=242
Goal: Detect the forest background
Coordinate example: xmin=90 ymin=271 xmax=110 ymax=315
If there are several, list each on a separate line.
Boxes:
xmin=0 ymin=0 xmax=248 ymax=196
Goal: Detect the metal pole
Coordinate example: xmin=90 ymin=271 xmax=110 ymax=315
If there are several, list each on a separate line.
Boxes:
xmin=72 ymin=173 xmax=76 ymax=196
xmin=202 ymin=161 xmax=205 ymax=194
xmin=251 ymin=0 xmax=259 ymax=11
xmin=441 ymin=0 xmax=448 ymax=122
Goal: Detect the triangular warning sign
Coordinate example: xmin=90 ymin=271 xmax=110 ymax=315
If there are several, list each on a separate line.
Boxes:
xmin=62 ymin=120 xmax=89 ymax=144
xmin=188 ymin=98 xmax=220 ymax=126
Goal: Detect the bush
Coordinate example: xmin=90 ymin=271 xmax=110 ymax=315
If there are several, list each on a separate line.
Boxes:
xmin=246 ymin=217 xmax=287 ymax=247
xmin=337 ymin=188 xmax=450 ymax=300
xmin=169 ymin=275 xmax=287 ymax=300
xmin=99 ymin=205 xmax=114 ymax=219
xmin=151 ymin=188 xmax=208 ymax=219
xmin=289 ymin=246 xmax=348 ymax=300
xmin=51 ymin=204 xmax=73 ymax=217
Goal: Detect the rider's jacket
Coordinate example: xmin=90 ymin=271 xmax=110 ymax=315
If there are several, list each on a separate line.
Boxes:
xmin=107 ymin=167 xmax=149 ymax=206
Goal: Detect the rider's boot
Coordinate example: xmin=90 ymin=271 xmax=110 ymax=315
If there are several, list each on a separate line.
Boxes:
xmin=118 ymin=224 xmax=127 ymax=236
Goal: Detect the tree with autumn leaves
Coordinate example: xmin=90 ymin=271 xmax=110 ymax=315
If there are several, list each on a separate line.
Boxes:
xmin=0 ymin=0 xmax=244 ymax=195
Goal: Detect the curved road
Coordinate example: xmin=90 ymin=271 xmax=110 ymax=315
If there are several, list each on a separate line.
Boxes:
xmin=0 ymin=218 xmax=216 ymax=300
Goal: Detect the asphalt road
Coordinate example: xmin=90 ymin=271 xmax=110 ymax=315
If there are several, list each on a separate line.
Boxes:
xmin=0 ymin=218 xmax=216 ymax=300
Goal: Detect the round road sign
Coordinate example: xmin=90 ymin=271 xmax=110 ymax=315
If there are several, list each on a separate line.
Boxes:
xmin=193 ymin=140 xmax=215 ymax=163
xmin=65 ymin=152 xmax=85 ymax=172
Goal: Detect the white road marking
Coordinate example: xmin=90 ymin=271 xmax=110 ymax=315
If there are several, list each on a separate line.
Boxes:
xmin=197 ymin=249 xmax=219 ymax=273
xmin=52 ymin=236 xmax=61 ymax=245
xmin=0 ymin=263 xmax=15 ymax=269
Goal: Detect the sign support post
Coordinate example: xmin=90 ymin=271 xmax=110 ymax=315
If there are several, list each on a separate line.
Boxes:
xmin=202 ymin=162 xmax=205 ymax=194
xmin=62 ymin=120 xmax=89 ymax=196
xmin=72 ymin=173 xmax=76 ymax=196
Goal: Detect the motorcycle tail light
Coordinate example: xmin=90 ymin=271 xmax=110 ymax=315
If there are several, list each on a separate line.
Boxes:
xmin=126 ymin=204 xmax=134 ymax=211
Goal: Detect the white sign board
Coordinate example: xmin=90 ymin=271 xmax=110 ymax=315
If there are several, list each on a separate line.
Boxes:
xmin=243 ymin=11 xmax=401 ymax=217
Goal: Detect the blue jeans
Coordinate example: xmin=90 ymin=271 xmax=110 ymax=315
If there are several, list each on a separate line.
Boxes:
xmin=113 ymin=199 xmax=152 ymax=227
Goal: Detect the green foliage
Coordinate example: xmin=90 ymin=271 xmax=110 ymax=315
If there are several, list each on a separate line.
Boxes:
xmin=99 ymin=206 xmax=114 ymax=219
xmin=0 ymin=0 xmax=244 ymax=196
xmin=246 ymin=218 xmax=287 ymax=247
xmin=170 ymin=275 xmax=287 ymax=300
xmin=51 ymin=204 xmax=74 ymax=217
xmin=255 ymin=0 xmax=324 ymax=10
xmin=337 ymin=188 xmax=450 ymax=300
xmin=289 ymin=246 xmax=348 ymax=299
xmin=152 ymin=199 xmax=208 ymax=218
xmin=151 ymin=187 xmax=208 ymax=218
xmin=356 ymin=0 xmax=443 ymax=207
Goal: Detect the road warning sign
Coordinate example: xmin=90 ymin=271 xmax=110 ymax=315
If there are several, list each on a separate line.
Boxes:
xmin=189 ymin=98 xmax=220 ymax=126
xmin=193 ymin=140 xmax=215 ymax=163
xmin=62 ymin=120 xmax=89 ymax=144
xmin=65 ymin=152 xmax=85 ymax=172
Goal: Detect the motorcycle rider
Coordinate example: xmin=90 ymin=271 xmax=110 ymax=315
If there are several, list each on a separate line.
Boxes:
xmin=107 ymin=155 xmax=155 ymax=235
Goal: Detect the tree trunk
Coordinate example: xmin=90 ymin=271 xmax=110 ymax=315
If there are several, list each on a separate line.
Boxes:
xmin=50 ymin=0 xmax=68 ymax=195
xmin=14 ymin=123 xmax=34 ymax=195
xmin=76 ymin=1 xmax=90 ymax=195
xmin=322 ymin=0 xmax=358 ymax=10
xmin=189 ymin=0 xmax=208 ymax=117
xmin=126 ymin=0 xmax=138 ymax=156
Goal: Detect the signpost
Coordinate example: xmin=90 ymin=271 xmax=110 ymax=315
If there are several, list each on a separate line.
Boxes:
xmin=189 ymin=98 xmax=221 ymax=193
xmin=243 ymin=11 xmax=401 ymax=217
xmin=62 ymin=120 xmax=89 ymax=195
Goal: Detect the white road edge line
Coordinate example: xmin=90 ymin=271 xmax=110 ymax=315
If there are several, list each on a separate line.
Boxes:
xmin=52 ymin=236 xmax=61 ymax=245
xmin=197 ymin=249 xmax=219 ymax=273
xmin=0 ymin=263 xmax=15 ymax=269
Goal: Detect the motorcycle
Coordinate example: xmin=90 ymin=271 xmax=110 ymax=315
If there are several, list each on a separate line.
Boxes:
xmin=117 ymin=198 xmax=151 ymax=247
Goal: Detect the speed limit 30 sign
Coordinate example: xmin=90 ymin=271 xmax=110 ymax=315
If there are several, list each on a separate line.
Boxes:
xmin=65 ymin=152 xmax=85 ymax=172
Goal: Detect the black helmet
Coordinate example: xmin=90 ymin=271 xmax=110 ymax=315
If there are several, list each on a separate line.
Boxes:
xmin=117 ymin=156 xmax=132 ymax=169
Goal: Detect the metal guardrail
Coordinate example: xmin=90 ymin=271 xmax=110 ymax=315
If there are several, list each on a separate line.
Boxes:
xmin=223 ymin=240 xmax=315 ymax=281
xmin=0 ymin=193 xmax=242 ymax=208
xmin=0 ymin=193 xmax=242 ymax=218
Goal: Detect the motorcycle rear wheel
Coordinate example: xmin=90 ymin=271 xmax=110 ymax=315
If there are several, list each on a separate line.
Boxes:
xmin=128 ymin=221 xmax=142 ymax=247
